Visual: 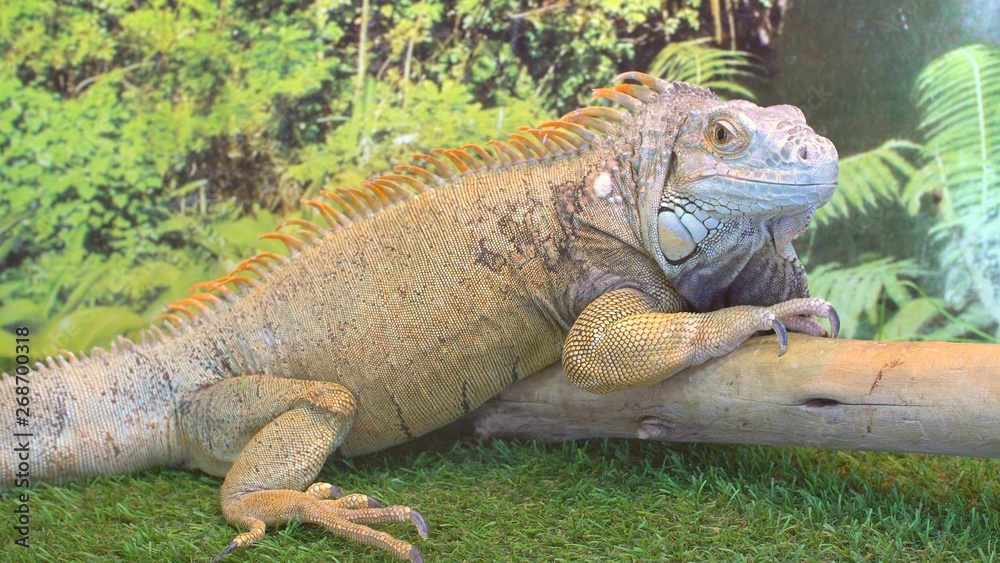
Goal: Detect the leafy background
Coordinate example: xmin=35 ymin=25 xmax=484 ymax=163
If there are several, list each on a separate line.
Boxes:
xmin=0 ymin=0 xmax=998 ymax=560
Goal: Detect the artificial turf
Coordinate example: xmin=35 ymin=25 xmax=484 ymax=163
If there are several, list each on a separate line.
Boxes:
xmin=1 ymin=426 xmax=997 ymax=562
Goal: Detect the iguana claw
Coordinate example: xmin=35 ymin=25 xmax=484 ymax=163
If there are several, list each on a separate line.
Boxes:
xmin=772 ymin=318 xmax=788 ymax=356
xmin=212 ymin=541 xmax=238 ymax=563
xmin=411 ymin=508 xmax=429 ymax=539
xmin=828 ymin=306 xmax=840 ymax=339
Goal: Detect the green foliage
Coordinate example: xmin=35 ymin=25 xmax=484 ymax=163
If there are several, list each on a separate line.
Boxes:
xmin=815 ymin=139 xmax=920 ymax=226
xmin=0 ymin=0 xmax=340 ymax=362
xmin=807 ymin=257 xmax=924 ymax=339
xmin=491 ymin=0 xmax=666 ymax=111
xmin=909 ymin=44 xmax=1000 ymax=331
xmin=806 ymin=43 xmax=999 ymax=342
xmin=0 ymin=205 xmax=280 ymax=363
xmin=290 ymin=78 xmax=549 ymax=193
xmin=649 ymin=38 xmax=762 ymax=100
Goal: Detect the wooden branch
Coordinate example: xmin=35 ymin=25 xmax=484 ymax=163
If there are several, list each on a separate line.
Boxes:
xmin=466 ymin=335 xmax=1000 ymax=458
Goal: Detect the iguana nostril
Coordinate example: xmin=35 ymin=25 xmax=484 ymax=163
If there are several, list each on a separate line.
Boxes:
xmin=798 ymin=145 xmax=809 ymax=161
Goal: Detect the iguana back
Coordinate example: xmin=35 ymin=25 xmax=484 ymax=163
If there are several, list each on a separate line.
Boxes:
xmin=191 ymin=148 xmax=628 ymax=456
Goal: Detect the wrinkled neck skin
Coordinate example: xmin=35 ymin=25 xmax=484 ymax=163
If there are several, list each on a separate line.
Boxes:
xmin=664 ymin=213 xmax=812 ymax=311
xmin=653 ymin=157 xmax=818 ymax=312
xmin=0 ymin=338 xmax=191 ymax=489
xmin=557 ymin=136 xmax=682 ymax=313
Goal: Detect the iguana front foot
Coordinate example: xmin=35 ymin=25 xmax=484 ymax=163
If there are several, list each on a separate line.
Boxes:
xmin=764 ymin=296 xmax=840 ymax=355
xmin=215 ymin=484 xmax=427 ymax=562
xmin=562 ymin=289 xmax=840 ymax=393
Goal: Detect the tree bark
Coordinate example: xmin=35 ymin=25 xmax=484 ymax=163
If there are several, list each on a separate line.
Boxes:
xmin=466 ymin=335 xmax=1000 ymax=458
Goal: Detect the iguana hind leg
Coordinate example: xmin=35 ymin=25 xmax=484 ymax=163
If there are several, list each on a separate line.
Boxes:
xmin=179 ymin=376 xmax=426 ymax=562
xmin=562 ymin=288 xmax=838 ymax=394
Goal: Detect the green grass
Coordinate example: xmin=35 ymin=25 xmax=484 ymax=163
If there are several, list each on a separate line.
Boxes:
xmin=1 ymin=429 xmax=997 ymax=561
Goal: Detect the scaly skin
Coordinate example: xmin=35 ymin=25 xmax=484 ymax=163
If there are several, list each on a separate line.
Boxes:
xmin=0 ymin=74 xmax=839 ymax=561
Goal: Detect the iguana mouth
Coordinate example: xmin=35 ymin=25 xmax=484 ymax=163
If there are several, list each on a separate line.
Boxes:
xmin=711 ymin=157 xmax=839 ymax=193
xmin=723 ymin=178 xmax=838 ymax=187
xmin=679 ymin=175 xmax=837 ymax=217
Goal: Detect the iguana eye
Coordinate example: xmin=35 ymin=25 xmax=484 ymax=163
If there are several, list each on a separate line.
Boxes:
xmin=715 ymin=125 xmax=729 ymax=144
xmin=705 ymin=116 xmax=750 ymax=157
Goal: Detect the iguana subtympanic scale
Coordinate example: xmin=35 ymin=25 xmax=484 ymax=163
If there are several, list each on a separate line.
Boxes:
xmin=0 ymin=73 xmax=839 ymax=561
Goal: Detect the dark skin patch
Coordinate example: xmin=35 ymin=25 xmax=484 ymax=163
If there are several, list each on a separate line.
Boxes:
xmin=460 ymin=380 xmax=470 ymax=415
xmin=473 ymin=239 xmax=505 ymax=273
xmin=388 ymin=393 xmax=413 ymax=440
xmin=50 ymin=391 xmax=68 ymax=435
xmin=211 ymin=340 xmax=235 ymax=376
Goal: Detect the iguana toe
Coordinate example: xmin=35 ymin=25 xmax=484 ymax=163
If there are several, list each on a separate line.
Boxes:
xmin=766 ymin=297 xmax=839 ymax=341
xmin=779 ymin=315 xmax=826 ymax=337
xmin=326 ymin=492 xmax=384 ymax=509
xmin=306 ymin=481 xmax=344 ymax=499
xmin=220 ymin=487 xmax=426 ymax=561
xmin=307 ymin=482 xmax=383 ymax=508
xmin=410 ymin=508 xmax=429 ymax=539
xmin=326 ymin=503 xmax=428 ymax=539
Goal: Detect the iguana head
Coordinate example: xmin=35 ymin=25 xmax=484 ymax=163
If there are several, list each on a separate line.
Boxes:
xmin=590 ymin=75 xmax=838 ymax=310
xmin=655 ymin=97 xmax=838 ymax=265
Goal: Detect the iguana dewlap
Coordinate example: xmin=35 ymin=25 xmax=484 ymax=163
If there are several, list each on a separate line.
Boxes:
xmin=0 ymin=73 xmax=839 ymax=561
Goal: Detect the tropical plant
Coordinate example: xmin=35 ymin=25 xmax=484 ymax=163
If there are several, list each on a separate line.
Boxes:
xmin=289 ymin=78 xmax=549 ymax=196
xmin=806 ymin=43 xmax=999 ymax=342
xmin=649 ymin=38 xmax=762 ymax=100
xmin=0 ymin=205 xmax=280 ymax=362
xmin=806 ymin=257 xmax=934 ymax=340
xmin=908 ymin=44 xmax=1000 ymax=332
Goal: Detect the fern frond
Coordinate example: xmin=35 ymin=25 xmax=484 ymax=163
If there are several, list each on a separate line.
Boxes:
xmin=910 ymin=43 xmax=1000 ymax=325
xmin=807 ymin=257 xmax=922 ymax=339
xmin=815 ymin=140 xmax=919 ymax=225
xmin=915 ymin=44 xmax=1000 ymax=153
xmin=878 ymin=296 xmax=945 ymax=341
xmin=911 ymin=44 xmax=999 ymax=209
xmin=649 ymin=38 xmax=761 ymax=100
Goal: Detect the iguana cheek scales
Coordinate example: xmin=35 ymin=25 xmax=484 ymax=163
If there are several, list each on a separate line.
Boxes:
xmin=0 ymin=72 xmax=841 ymax=562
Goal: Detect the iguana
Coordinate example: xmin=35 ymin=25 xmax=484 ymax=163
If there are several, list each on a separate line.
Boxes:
xmin=0 ymin=73 xmax=839 ymax=561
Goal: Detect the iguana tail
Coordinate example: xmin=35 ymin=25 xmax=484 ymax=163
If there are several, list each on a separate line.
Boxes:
xmin=0 ymin=336 xmax=186 ymax=489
